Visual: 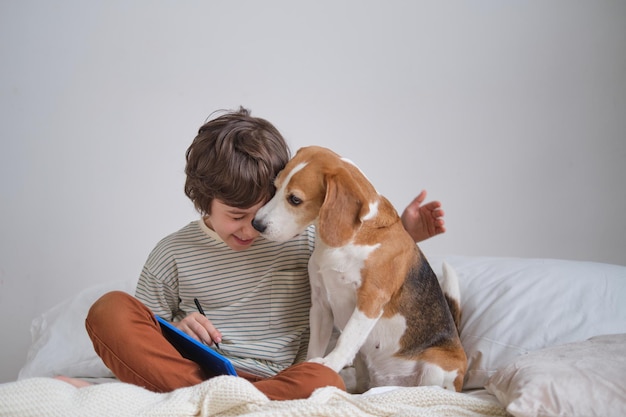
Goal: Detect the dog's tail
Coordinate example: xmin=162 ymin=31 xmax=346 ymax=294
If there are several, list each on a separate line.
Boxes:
xmin=441 ymin=261 xmax=462 ymax=333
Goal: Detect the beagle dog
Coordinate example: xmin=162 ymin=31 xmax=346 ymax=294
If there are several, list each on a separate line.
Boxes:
xmin=252 ymin=146 xmax=467 ymax=392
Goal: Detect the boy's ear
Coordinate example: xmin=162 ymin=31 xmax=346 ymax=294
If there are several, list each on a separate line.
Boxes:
xmin=318 ymin=170 xmax=365 ymax=247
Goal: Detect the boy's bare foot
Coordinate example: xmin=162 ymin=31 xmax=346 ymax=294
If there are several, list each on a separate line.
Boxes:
xmin=55 ymin=375 xmax=93 ymax=388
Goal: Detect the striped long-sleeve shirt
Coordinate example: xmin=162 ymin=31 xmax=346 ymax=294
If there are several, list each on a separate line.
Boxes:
xmin=135 ymin=219 xmax=315 ymax=377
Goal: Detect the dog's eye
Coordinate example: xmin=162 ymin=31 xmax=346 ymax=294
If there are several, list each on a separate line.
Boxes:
xmin=288 ymin=194 xmax=302 ymax=206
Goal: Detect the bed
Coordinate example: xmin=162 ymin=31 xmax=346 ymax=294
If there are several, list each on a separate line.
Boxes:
xmin=2 ymin=255 xmax=626 ymax=417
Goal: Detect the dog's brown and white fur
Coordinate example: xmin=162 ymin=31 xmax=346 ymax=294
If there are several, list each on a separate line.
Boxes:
xmin=252 ymin=146 xmax=467 ymax=392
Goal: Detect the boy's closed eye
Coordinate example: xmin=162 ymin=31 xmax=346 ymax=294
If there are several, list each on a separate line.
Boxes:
xmin=229 ymin=211 xmax=253 ymax=221
xmin=223 ymin=203 xmax=261 ymax=222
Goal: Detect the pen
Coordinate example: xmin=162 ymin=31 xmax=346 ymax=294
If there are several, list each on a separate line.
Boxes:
xmin=193 ymin=298 xmax=219 ymax=349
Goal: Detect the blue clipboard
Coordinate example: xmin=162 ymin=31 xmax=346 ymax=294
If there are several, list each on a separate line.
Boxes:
xmin=156 ymin=315 xmax=237 ymax=376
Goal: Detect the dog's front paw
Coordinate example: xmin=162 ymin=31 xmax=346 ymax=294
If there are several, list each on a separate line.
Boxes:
xmin=307 ymin=356 xmax=343 ymax=372
xmin=307 ymin=357 xmax=327 ymax=366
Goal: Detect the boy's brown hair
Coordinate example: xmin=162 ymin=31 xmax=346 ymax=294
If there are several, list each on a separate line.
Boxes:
xmin=184 ymin=107 xmax=291 ymax=215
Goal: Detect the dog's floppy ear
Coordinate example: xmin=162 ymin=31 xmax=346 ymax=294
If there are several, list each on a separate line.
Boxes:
xmin=318 ymin=169 xmax=367 ymax=247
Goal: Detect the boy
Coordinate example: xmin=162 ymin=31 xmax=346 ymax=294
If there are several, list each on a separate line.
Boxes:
xmin=74 ymin=107 xmax=446 ymax=400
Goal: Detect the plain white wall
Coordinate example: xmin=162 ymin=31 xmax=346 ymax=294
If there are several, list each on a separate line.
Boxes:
xmin=1 ymin=1 xmax=625 ymax=383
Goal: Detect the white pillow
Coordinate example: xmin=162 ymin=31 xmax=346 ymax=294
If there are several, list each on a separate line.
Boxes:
xmin=485 ymin=334 xmax=626 ymax=417
xmin=18 ymin=278 xmax=137 ymax=380
xmin=428 ymin=256 xmax=626 ymax=389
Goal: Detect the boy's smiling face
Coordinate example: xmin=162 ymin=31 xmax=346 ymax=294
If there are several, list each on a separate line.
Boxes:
xmin=204 ymin=199 xmax=266 ymax=251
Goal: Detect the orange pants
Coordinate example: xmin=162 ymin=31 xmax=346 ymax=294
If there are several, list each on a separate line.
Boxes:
xmin=85 ymin=291 xmax=344 ymax=400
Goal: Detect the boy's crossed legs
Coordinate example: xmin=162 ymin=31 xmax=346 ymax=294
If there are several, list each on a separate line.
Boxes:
xmin=61 ymin=291 xmax=344 ymax=401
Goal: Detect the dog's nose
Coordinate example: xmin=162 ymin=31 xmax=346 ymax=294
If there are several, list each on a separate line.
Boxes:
xmin=252 ymin=218 xmax=266 ymax=233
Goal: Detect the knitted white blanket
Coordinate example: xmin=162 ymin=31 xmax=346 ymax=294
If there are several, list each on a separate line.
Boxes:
xmin=0 ymin=377 xmax=507 ymax=417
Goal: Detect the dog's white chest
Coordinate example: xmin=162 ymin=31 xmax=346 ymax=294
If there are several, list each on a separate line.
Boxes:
xmin=310 ymin=239 xmax=379 ymax=328
xmin=311 ymin=240 xmax=378 ymax=285
xmin=319 ymin=245 xmax=369 ymax=276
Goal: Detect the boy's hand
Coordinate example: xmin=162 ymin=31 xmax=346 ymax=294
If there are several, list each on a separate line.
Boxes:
xmin=401 ymin=190 xmax=446 ymax=243
xmin=175 ymin=312 xmax=223 ymax=347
